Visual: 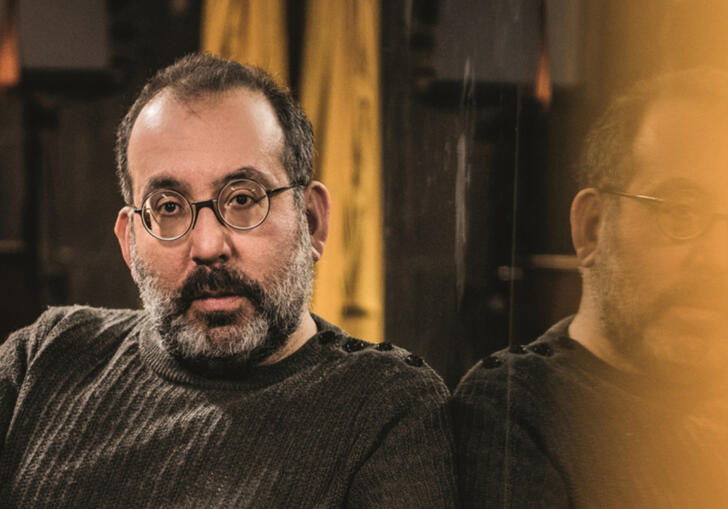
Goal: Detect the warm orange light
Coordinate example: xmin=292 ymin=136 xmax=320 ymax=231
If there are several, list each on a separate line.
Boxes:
xmin=0 ymin=0 xmax=20 ymax=87
xmin=534 ymin=45 xmax=552 ymax=108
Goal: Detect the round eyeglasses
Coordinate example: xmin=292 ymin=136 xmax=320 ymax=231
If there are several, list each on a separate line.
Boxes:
xmin=132 ymin=178 xmax=302 ymax=241
xmin=601 ymin=187 xmax=728 ymax=240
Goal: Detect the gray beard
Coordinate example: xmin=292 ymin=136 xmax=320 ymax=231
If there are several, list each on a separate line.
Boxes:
xmin=589 ymin=240 xmax=641 ymax=357
xmin=129 ymin=214 xmax=313 ymax=372
xmin=588 ymin=221 xmax=728 ymax=385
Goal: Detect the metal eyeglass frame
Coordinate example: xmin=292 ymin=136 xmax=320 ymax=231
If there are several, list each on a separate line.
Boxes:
xmin=600 ymin=188 xmax=728 ymax=240
xmin=131 ymin=178 xmax=304 ymax=241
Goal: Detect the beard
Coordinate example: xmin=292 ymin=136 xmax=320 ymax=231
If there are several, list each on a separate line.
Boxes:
xmin=589 ymin=226 xmax=648 ymax=361
xmin=129 ymin=213 xmax=313 ymax=373
xmin=589 ymin=220 xmax=728 ymax=385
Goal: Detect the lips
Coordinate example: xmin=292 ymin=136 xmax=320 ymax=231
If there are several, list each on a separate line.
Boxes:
xmin=176 ymin=266 xmax=266 ymax=314
xmin=192 ymin=295 xmax=245 ymax=312
xmin=195 ymin=291 xmax=238 ymax=300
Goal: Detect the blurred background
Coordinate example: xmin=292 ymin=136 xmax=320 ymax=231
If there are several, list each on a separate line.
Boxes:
xmin=1 ymin=0 xmax=727 ymax=388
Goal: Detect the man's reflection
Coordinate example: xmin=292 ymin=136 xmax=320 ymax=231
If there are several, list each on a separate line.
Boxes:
xmin=454 ymin=70 xmax=728 ymax=508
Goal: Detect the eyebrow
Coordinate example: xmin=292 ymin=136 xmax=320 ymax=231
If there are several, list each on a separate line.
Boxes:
xmin=138 ymin=166 xmax=276 ymax=203
xmin=649 ymin=178 xmax=701 ymax=196
xmin=211 ymin=167 xmax=276 ymax=189
xmin=140 ymin=176 xmax=187 ymax=202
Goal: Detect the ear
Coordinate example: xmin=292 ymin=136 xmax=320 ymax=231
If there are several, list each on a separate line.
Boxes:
xmin=304 ymin=181 xmax=330 ymax=262
xmin=570 ymin=188 xmax=604 ymax=268
xmin=114 ymin=207 xmax=133 ymax=271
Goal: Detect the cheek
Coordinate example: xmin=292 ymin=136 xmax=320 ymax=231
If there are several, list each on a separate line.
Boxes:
xmin=230 ymin=218 xmax=304 ymax=279
xmin=230 ymin=233 xmax=291 ymax=276
xmin=617 ymin=233 xmax=692 ymax=296
xmin=134 ymin=237 xmax=190 ymax=285
xmin=603 ymin=220 xmax=657 ymax=293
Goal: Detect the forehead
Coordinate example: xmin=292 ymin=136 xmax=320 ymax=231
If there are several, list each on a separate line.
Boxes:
xmin=629 ymin=97 xmax=728 ymax=194
xmin=127 ymin=88 xmax=286 ymax=199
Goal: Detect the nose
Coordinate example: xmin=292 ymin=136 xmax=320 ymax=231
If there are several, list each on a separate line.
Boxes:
xmin=188 ymin=206 xmax=231 ymax=265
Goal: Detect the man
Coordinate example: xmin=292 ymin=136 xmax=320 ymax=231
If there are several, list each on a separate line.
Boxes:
xmin=0 ymin=53 xmax=457 ymax=507
xmin=454 ymin=70 xmax=728 ymax=508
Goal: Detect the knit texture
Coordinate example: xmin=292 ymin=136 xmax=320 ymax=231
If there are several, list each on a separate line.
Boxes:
xmin=0 ymin=306 xmax=457 ymax=508
xmin=453 ymin=317 xmax=728 ymax=509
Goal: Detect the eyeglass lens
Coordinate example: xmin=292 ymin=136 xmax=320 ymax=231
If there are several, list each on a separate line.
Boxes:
xmin=657 ymin=188 xmax=709 ymax=239
xmin=218 ymin=180 xmax=269 ymax=229
xmin=140 ymin=179 xmax=271 ymax=240
xmin=142 ymin=191 xmax=193 ymax=239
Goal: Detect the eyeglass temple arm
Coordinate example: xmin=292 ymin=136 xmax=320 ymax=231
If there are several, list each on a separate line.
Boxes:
xmin=600 ymin=189 xmax=664 ymax=204
xmin=267 ymin=182 xmax=304 ymax=197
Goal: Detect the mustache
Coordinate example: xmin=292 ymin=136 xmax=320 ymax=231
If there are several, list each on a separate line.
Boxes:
xmin=175 ymin=266 xmax=266 ymax=313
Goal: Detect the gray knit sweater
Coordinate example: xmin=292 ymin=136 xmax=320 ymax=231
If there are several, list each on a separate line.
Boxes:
xmin=453 ymin=317 xmax=728 ymax=508
xmin=0 ymin=306 xmax=457 ymax=508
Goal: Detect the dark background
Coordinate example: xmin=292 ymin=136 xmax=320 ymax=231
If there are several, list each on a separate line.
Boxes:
xmin=2 ymin=0 xmax=725 ymax=388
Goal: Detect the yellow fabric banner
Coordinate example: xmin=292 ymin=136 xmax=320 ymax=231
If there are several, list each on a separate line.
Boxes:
xmin=201 ymin=0 xmax=288 ymax=84
xmin=301 ymin=0 xmax=384 ymax=340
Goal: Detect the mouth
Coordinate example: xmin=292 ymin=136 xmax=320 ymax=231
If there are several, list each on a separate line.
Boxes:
xmin=190 ymin=293 xmax=246 ymax=312
xmin=176 ymin=267 xmax=265 ymax=316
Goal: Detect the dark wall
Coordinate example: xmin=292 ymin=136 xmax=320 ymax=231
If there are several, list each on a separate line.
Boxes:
xmin=0 ymin=0 xmax=203 ymax=339
xmin=3 ymin=0 xmax=725 ymax=388
xmin=380 ymin=1 xmax=583 ymax=387
xmin=379 ymin=0 xmax=728 ymax=387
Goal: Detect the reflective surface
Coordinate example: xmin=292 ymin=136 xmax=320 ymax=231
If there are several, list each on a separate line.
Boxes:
xmin=3 ymin=3 xmax=728 ymax=504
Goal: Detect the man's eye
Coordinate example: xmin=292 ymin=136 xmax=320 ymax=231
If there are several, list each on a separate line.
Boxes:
xmin=663 ymin=202 xmax=696 ymax=221
xmin=228 ymin=192 xmax=254 ymax=208
xmin=664 ymin=202 xmax=692 ymax=215
xmin=156 ymin=200 xmax=183 ymax=215
xmin=661 ymin=201 xmax=706 ymax=237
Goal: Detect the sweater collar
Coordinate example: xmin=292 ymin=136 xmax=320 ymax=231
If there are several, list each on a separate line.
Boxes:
xmin=540 ymin=316 xmax=728 ymax=409
xmin=136 ymin=312 xmax=346 ymax=391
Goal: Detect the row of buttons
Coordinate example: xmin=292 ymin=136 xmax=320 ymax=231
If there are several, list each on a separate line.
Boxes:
xmin=481 ymin=342 xmax=554 ymax=369
xmin=317 ymin=331 xmax=424 ymax=367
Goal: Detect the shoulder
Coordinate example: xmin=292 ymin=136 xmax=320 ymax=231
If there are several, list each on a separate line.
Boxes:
xmin=309 ymin=321 xmax=458 ymax=507
xmin=454 ymin=317 xmax=579 ymax=410
xmin=453 ymin=321 xmax=577 ymax=509
xmin=312 ymin=316 xmax=450 ymax=405
xmin=7 ymin=306 xmax=144 ymax=360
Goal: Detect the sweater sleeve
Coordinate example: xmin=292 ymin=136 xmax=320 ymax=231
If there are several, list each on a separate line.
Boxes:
xmin=0 ymin=326 xmax=32 ymax=457
xmin=0 ymin=307 xmax=76 ymax=458
xmin=345 ymin=367 xmax=459 ymax=509
xmin=452 ymin=361 xmax=569 ymax=509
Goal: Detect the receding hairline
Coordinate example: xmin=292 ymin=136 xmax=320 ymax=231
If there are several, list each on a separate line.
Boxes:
xmin=115 ymin=53 xmax=314 ymax=208
xmin=576 ymin=68 xmax=728 ymax=192
xmin=126 ymin=86 xmax=288 ymax=199
xmin=132 ymin=84 xmax=279 ymax=131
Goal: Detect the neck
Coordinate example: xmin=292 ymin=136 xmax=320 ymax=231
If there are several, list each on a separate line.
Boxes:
xmin=568 ymin=298 xmax=641 ymax=374
xmin=259 ymin=310 xmax=316 ymax=365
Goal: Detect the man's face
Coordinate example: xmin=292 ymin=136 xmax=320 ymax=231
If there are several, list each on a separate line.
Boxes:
xmin=119 ymin=88 xmax=313 ymax=366
xmin=591 ymin=98 xmax=728 ymax=380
